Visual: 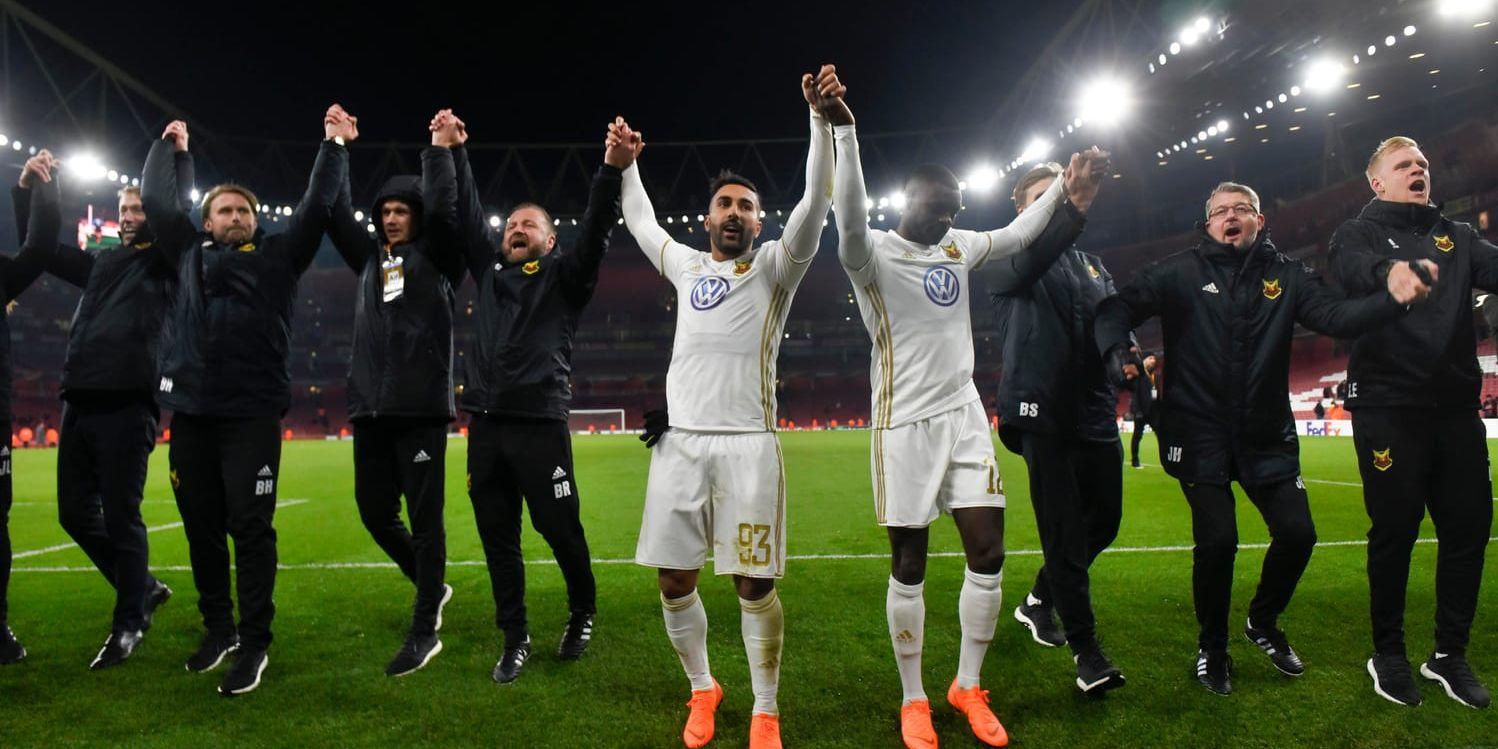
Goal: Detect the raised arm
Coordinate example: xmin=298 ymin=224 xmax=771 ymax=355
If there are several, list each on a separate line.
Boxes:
xmin=556 ymin=122 xmax=630 ymax=305
xmin=280 ymin=110 xmax=350 ymax=275
xmin=831 ymin=125 xmax=874 ymax=279
xmin=422 ymin=109 xmax=467 ymax=285
xmin=619 ymin=157 xmax=675 ymax=275
xmin=5 ymin=156 xmax=59 ymax=303
xmin=12 ymin=151 xmax=93 ymax=287
xmin=141 ymin=121 xmax=200 ymax=265
xmin=321 ymin=105 xmax=375 ymax=273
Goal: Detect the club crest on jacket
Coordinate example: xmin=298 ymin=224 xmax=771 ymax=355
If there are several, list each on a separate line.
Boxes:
xmin=1261 ymin=278 xmax=1282 ymax=300
xmin=1434 ymin=234 xmax=1454 ymax=253
xmin=522 ymin=260 xmax=541 ymax=275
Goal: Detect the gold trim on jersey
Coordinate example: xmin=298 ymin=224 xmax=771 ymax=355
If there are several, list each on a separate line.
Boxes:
xmin=773 ymin=435 xmax=787 ymax=566
xmin=865 ymin=282 xmax=895 ymax=429
xmin=758 ymin=286 xmax=791 ymax=431
xmin=873 ymin=429 xmax=888 ymax=523
xmin=657 ymin=238 xmax=671 ymax=276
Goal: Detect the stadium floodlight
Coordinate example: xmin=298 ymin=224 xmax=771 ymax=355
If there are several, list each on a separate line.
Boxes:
xmin=1404 ymin=24 xmax=1417 ymax=35
xmin=487 ymin=215 xmax=500 ymax=227
xmin=366 ymin=224 xmax=375 ymax=233
xmin=1384 ymin=35 xmax=1396 ymax=46
xmin=1076 ymin=75 xmax=1134 ymax=128
xmin=965 ymin=165 xmax=1000 ymax=193
xmin=353 ymin=210 xmax=364 ymax=221
xmin=189 ymin=188 xmax=201 ymax=203
xmin=1437 ymin=0 xmax=1493 ymax=17
xmin=665 ymin=216 xmax=673 ymax=224
xmin=1158 ymin=53 xmax=1168 ymax=65
xmin=1169 ymin=41 xmax=1182 ymax=55
xmin=1180 ymin=25 xmax=1201 ymax=47
xmin=1017 ymin=137 xmax=1052 ymax=164
xmin=877 ymin=196 xmax=889 ymax=209
xmin=1207 ymin=126 xmax=1219 ymax=137
xmin=889 ymin=192 xmax=908 ymax=210
xmin=1303 ymin=59 xmax=1347 ymax=93
xmin=106 ymin=170 xmax=119 ymax=181
xmin=66 ymin=153 xmax=108 ymax=181
xmin=0 ymin=134 xmax=7 ymax=146
xmin=1290 ymin=85 xmax=1302 ymax=96
xmin=119 ymin=174 xmax=129 ymax=184
xmin=1194 ymin=16 xmax=1212 ymax=33
xmin=1216 ymin=119 xmax=1230 ymax=132
xmin=131 ymin=178 xmax=139 ymax=186
xmin=1278 ymin=93 xmax=1289 ymax=103
xmin=11 ymin=140 xmax=22 ymax=150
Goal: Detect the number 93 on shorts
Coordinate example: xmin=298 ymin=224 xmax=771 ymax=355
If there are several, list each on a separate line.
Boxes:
xmin=634 ymin=430 xmax=788 ymax=578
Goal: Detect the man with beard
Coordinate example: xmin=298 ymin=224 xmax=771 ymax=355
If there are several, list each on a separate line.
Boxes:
xmin=10 ymin=131 xmax=195 ymax=671
xmin=618 ymin=67 xmax=842 ymax=749
xmin=1330 ymin=136 xmax=1497 ymax=708
xmin=836 ymin=112 xmax=1106 ymax=744
xmin=143 ymin=114 xmax=342 ymax=695
xmin=434 ymin=106 xmax=617 ymax=685
xmin=0 ymin=151 xmax=55 ymax=665
xmin=992 ymin=160 xmax=1127 ymax=696
xmin=321 ymin=104 xmax=459 ymax=677
xmin=1094 ymin=181 xmax=1433 ymax=696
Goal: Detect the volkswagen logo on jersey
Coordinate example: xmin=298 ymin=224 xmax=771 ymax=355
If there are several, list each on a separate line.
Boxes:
xmin=923 ymin=266 xmax=960 ymax=307
xmin=690 ymin=276 xmax=731 ymax=310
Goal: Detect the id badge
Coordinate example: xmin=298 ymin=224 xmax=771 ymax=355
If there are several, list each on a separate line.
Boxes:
xmin=382 ymin=255 xmax=405 ymax=302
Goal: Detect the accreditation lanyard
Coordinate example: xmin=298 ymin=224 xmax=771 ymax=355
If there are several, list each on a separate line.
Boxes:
xmin=382 ymin=246 xmax=405 ymax=303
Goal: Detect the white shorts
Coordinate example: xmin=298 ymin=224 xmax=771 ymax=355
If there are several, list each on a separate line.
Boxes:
xmin=872 ymin=400 xmax=1005 ymax=528
xmin=635 ymin=430 xmax=787 ymax=578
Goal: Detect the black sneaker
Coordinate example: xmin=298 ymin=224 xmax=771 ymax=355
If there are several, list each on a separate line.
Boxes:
xmin=1013 ymin=596 xmax=1065 ymax=648
xmin=1245 ymin=619 xmax=1305 ymax=676
xmin=558 ymin=613 xmax=594 ymax=660
xmin=89 ymin=629 xmax=143 ymax=670
xmin=185 ymin=632 xmax=240 ymax=673
xmin=435 ymin=584 xmax=454 ymax=632
xmin=492 ymin=636 xmax=531 ymax=684
xmin=219 ymin=649 xmax=268 ymax=696
xmin=142 ymin=580 xmax=173 ymax=631
xmin=1074 ymin=644 xmax=1126 ymax=694
xmin=386 ymin=632 xmax=443 ymax=678
xmin=1367 ymin=653 xmax=1422 ymax=706
xmin=1195 ymin=649 xmax=1232 ymax=695
xmin=0 ymin=626 xmax=26 ymax=665
xmin=1420 ymin=652 xmax=1491 ymax=709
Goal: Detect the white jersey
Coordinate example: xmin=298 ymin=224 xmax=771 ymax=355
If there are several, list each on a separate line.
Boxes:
xmin=621 ymin=111 xmax=834 ymax=433
xmin=831 ymin=124 xmax=1066 ymax=429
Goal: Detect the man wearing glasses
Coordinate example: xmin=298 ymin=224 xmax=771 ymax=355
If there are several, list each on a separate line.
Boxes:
xmin=1094 ymin=181 xmax=1433 ymax=695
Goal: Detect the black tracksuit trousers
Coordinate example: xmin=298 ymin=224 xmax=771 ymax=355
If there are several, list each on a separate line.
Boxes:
xmin=55 ymin=398 xmax=159 ymax=631
xmin=0 ymin=420 xmax=10 ymax=626
xmin=352 ymin=417 xmax=448 ymax=636
xmin=168 ymin=414 xmax=282 ymax=651
xmin=1352 ymin=408 xmax=1492 ymax=657
xmin=467 ymin=415 xmax=595 ymax=646
xmin=1020 ymin=432 xmax=1124 ymax=653
xmin=1179 ymin=476 xmax=1317 ymax=651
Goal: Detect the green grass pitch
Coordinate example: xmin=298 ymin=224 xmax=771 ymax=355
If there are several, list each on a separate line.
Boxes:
xmin=1 ymin=431 xmax=1494 ymax=747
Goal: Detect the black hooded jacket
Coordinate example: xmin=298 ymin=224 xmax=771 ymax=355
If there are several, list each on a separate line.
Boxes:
xmin=0 ymin=175 xmax=55 ymax=424
xmin=11 ymin=151 xmax=194 ymax=404
xmin=146 ymin=137 xmax=342 ymax=418
xmin=1329 ymin=199 xmax=1498 ymax=410
xmin=450 ymin=145 xmax=622 ymax=421
xmin=1094 ymin=228 xmax=1407 ymax=485
xmin=983 ymin=200 xmax=1121 ymax=449
xmin=327 ymin=149 xmax=464 ymax=422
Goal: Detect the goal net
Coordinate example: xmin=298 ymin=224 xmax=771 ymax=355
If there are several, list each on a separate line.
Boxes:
xmin=569 ymin=408 xmax=627 ymax=435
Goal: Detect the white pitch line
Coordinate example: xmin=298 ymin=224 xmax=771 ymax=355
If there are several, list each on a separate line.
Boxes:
xmin=8 ymin=500 xmax=180 ymax=507
xmin=12 ymin=535 xmax=1495 ymax=574
xmin=10 ymin=499 xmax=310 ymax=560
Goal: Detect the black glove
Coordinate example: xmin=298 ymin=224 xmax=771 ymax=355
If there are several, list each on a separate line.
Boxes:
xmin=640 ymin=408 xmax=669 ymax=448
xmin=1105 ymin=343 xmax=1144 ymax=389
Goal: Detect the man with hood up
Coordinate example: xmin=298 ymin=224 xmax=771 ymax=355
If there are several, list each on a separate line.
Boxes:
xmin=322 ymin=104 xmax=462 ymax=678
xmin=1093 ymin=180 xmax=1432 ymax=696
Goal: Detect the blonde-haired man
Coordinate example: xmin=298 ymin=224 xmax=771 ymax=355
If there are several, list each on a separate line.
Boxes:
xmin=1330 ymin=135 xmax=1497 ymax=708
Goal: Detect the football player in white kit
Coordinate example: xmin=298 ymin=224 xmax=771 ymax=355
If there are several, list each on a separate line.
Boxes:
xmin=612 ymin=66 xmax=851 ymax=749
xmin=832 ymin=117 xmax=1108 ymax=748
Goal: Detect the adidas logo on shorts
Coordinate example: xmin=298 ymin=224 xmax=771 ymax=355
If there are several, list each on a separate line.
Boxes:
xmin=257 ymin=465 xmax=273 ymax=477
xmin=413 ymin=450 xmax=431 ymax=463
xmin=552 ymin=466 xmax=567 ymax=480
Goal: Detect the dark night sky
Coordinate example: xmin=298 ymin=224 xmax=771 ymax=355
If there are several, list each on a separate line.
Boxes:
xmin=36 ymin=1 xmax=1084 ymax=143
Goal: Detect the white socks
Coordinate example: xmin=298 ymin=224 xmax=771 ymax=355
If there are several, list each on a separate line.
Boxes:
xmin=887 ymin=576 xmax=927 ymax=703
xmin=740 ymin=589 xmax=785 ymax=716
xmin=957 ymin=567 xmax=1003 ymax=689
xmin=662 ymin=589 xmax=714 ymax=692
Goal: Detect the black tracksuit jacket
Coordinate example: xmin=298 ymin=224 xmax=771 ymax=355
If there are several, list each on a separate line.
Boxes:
xmin=1094 ymin=229 xmax=1407 ymax=485
xmin=1329 ymin=199 xmax=1498 ymax=410
xmin=0 ymin=176 xmax=55 ymax=423
xmin=450 ymin=145 xmax=622 ymax=421
xmin=327 ymin=149 xmax=464 ymax=422
xmin=11 ymin=151 xmax=194 ymax=403
xmin=146 ymin=138 xmax=341 ymax=417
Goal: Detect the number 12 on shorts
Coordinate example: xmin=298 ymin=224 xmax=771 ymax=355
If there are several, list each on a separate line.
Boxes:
xmin=737 ymin=523 xmax=772 ymax=567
